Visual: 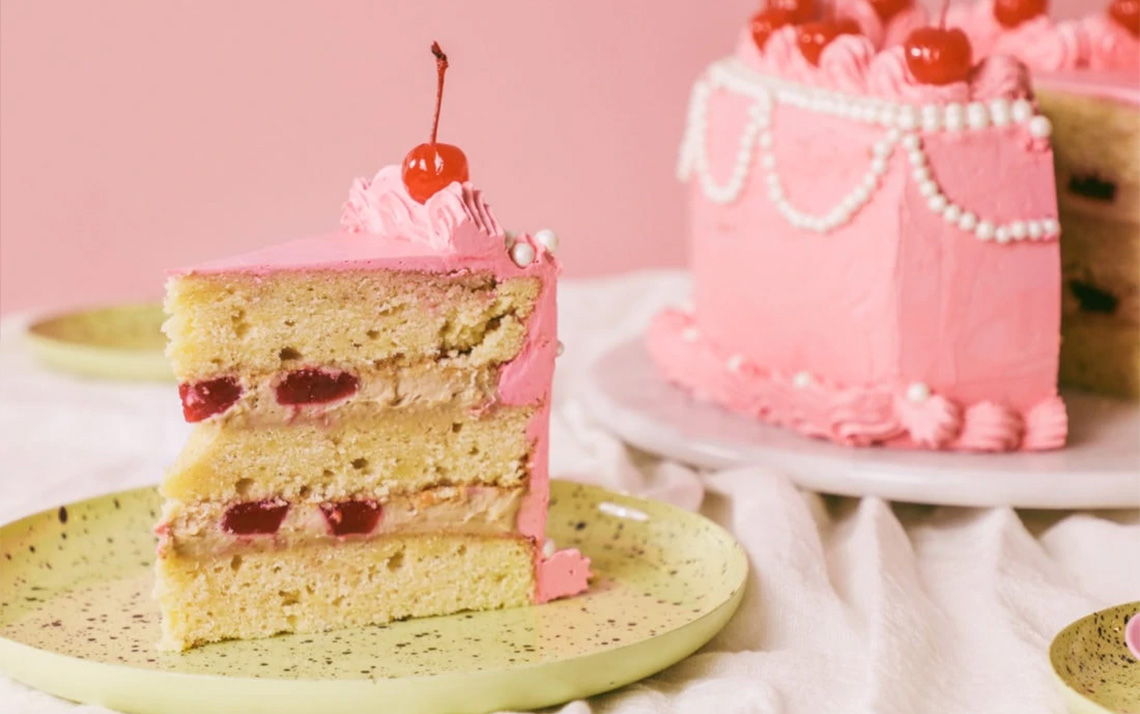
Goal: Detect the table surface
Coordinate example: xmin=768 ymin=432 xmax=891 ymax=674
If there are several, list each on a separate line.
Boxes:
xmin=2 ymin=270 xmax=1138 ymax=714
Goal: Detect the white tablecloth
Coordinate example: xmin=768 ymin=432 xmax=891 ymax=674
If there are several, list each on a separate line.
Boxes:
xmin=2 ymin=270 xmax=1138 ymax=714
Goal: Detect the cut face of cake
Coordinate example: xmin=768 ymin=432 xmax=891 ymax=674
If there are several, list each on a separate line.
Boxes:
xmin=947 ymin=0 xmax=1140 ymax=399
xmin=649 ymin=11 xmax=1068 ymax=452
xmin=155 ymin=167 xmax=589 ymax=650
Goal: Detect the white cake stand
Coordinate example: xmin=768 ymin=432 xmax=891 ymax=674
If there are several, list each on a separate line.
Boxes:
xmin=581 ymin=338 xmax=1140 ymax=509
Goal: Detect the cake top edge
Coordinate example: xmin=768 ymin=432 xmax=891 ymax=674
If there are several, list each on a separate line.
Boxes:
xmin=739 ymin=0 xmax=1138 ymax=105
xmin=171 ymin=165 xmax=560 ymax=279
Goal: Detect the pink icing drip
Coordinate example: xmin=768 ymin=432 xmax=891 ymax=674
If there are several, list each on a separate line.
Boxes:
xmin=536 ymin=548 xmax=592 ymax=604
xmin=836 ymin=0 xmax=887 ymax=49
xmin=646 ymin=310 xmax=1066 ymax=452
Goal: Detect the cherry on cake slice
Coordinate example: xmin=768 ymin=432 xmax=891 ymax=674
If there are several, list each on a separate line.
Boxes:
xmin=154 ymin=44 xmax=588 ymax=651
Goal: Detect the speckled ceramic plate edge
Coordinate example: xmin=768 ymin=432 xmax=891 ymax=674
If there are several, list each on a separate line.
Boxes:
xmin=1049 ymin=601 xmax=1140 ymax=714
xmin=25 ymin=304 xmax=172 ymax=382
xmin=0 ymin=480 xmax=748 ymax=714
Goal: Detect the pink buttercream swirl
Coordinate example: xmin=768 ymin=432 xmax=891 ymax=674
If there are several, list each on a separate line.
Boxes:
xmin=952 ymin=0 xmax=1140 ymax=76
xmin=895 ymin=393 xmax=963 ymax=448
xmin=340 ymin=165 xmax=503 ymax=250
xmin=968 ymin=55 xmax=1034 ymax=100
xmin=992 ymin=15 xmax=1089 ymax=73
xmin=746 ymin=26 xmax=1030 ymax=103
xmin=1021 ymin=396 xmax=1068 ymax=451
xmin=1083 ymin=13 xmax=1140 ymax=74
xmin=955 ymin=402 xmax=1024 ymax=452
xmin=646 ymin=310 xmax=1068 ymax=452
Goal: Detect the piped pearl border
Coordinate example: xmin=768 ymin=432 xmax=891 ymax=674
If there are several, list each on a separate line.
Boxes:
xmin=677 ymin=58 xmax=1059 ymax=242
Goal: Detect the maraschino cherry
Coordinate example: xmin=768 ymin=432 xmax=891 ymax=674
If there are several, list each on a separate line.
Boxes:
xmin=797 ymin=18 xmax=861 ymax=65
xmin=993 ymin=0 xmax=1048 ymax=28
xmin=769 ymin=0 xmax=818 ymax=23
xmin=903 ymin=0 xmax=973 ymax=85
xmin=1110 ymin=0 xmax=1140 ymax=36
xmin=752 ymin=8 xmax=796 ymax=50
xmin=402 ymin=42 xmax=469 ymax=204
xmin=869 ymin=0 xmax=913 ymax=22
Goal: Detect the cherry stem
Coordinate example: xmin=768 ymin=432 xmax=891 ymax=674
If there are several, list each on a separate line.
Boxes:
xmin=430 ymin=41 xmax=449 ymax=146
xmin=939 ymin=0 xmax=949 ymax=28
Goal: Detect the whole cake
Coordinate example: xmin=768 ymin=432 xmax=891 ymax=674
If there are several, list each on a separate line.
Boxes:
xmin=155 ymin=45 xmax=589 ymax=651
xmin=648 ymin=0 xmax=1069 ymax=451
xmin=947 ymin=0 xmax=1140 ymax=399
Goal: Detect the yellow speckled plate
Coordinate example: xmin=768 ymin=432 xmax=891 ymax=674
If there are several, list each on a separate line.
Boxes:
xmin=1050 ymin=602 xmax=1140 ymax=714
xmin=26 ymin=303 xmax=172 ymax=381
xmin=0 ymin=480 xmax=747 ymax=714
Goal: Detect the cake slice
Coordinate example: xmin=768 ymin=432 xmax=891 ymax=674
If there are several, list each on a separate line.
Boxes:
xmin=154 ymin=44 xmax=588 ymax=650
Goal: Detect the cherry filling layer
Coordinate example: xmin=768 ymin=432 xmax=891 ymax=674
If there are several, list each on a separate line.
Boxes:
xmin=178 ymin=377 xmax=243 ymax=422
xmin=222 ymin=500 xmax=290 ymax=535
xmin=320 ymin=500 xmax=383 ymax=536
xmin=1067 ymin=174 xmax=1117 ymax=203
xmin=275 ymin=368 xmax=359 ymax=405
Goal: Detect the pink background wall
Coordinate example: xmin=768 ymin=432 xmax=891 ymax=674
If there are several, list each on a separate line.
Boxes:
xmin=0 ymin=0 xmax=1091 ymax=314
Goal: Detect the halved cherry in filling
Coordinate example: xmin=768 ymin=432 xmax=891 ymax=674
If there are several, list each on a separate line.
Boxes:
xmin=275 ymin=368 xmax=359 ymax=405
xmin=222 ymin=500 xmax=289 ymax=535
xmin=320 ymin=500 xmax=383 ymax=536
xmin=178 ymin=377 xmax=242 ymax=422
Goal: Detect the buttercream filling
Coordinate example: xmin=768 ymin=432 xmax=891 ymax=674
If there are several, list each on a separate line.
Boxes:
xmin=159 ymin=485 xmax=524 ymax=557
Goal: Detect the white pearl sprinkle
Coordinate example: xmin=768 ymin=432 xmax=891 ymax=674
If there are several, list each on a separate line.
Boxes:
xmin=761 ymin=153 xmax=777 ymax=170
xmin=534 ymin=228 xmax=559 ymax=254
xmin=1027 ymin=220 xmax=1043 ymax=239
xmin=921 ymin=104 xmax=941 ymax=131
xmin=958 ymin=212 xmax=978 ymax=231
xmin=919 ymin=179 xmax=939 ymax=198
xmin=944 ymin=104 xmax=965 ymax=132
xmin=898 ymin=108 xmax=918 ymax=131
xmin=913 ymin=166 xmax=931 ymax=183
xmin=995 ymin=226 xmax=1011 ymax=244
xmin=792 ymin=371 xmax=813 ymax=389
xmin=556 ymin=341 xmax=565 ymax=357
xmin=1042 ymin=218 xmax=1060 ymax=236
xmin=1010 ymin=221 xmax=1027 ymax=240
xmin=990 ymin=99 xmax=1011 ymax=127
xmin=902 ymin=134 xmax=921 ymax=151
xmin=870 ymin=157 xmax=888 ymax=175
xmin=906 ymin=382 xmax=931 ymax=403
xmin=1011 ymin=99 xmax=1034 ymax=123
xmin=872 ymin=140 xmax=893 ymax=158
xmin=943 ymin=204 xmax=962 ymax=223
xmin=1028 ymin=115 xmax=1052 ymax=138
xmin=681 ymin=327 xmax=699 ymax=343
xmin=542 ymin=538 xmax=556 ymax=558
xmin=510 ymin=242 xmax=535 ymax=267
xmin=759 ymin=132 xmax=774 ymax=149
xmin=976 ymin=220 xmax=995 ymax=241
xmin=727 ymin=354 xmax=745 ymax=373
xmin=908 ymin=150 xmax=926 ymax=168
xmin=966 ymin=102 xmax=989 ymax=129
xmin=928 ymin=194 xmax=948 ymax=212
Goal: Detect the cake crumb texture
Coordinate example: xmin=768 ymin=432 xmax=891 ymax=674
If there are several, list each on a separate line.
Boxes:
xmin=155 ymin=534 xmax=534 ymax=651
xmin=164 ymin=271 xmax=540 ymax=380
xmin=162 ymin=405 xmax=534 ymax=503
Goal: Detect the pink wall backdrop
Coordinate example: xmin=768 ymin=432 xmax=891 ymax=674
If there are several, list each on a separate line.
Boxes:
xmin=0 ymin=0 xmax=1091 ymax=314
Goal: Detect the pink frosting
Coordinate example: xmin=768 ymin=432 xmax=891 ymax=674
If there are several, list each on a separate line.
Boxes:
xmin=172 ymin=165 xmax=589 ymax=602
xmin=1127 ymin=611 xmax=1140 ymax=661
xmin=738 ymin=26 xmax=1031 ymax=103
xmin=952 ymin=0 xmax=1140 ymax=77
xmin=647 ymin=311 xmax=1066 ymax=452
